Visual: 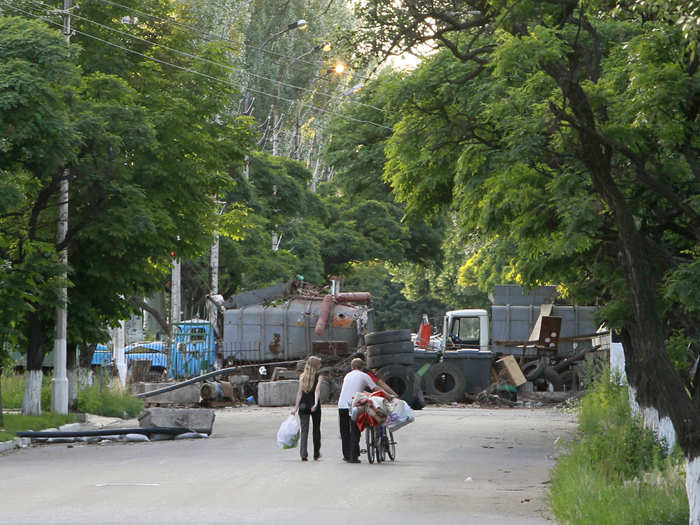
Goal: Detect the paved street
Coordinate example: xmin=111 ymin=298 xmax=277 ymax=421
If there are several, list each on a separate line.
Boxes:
xmin=0 ymin=405 xmax=576 ymax=525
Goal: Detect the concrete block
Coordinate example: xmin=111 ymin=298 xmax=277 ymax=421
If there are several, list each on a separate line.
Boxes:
xmin=138 ymin=407 xmax=215 ymax=434
xmin=257 ymin=380 xmax=298 ymax=407
xmin=0 ymin=440 xmax=17 ymax=454
xmin=134 ymin=382 xmax=201 ymax=405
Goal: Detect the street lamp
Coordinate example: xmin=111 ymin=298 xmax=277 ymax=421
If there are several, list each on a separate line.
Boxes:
xmin=261 ymin=19 xmax=308 ymax=49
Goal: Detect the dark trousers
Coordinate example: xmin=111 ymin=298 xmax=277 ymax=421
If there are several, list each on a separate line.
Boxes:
xmin=339 ymin=408 xmax=360 ymax=461
xmin=299 ymin=410 xmax=321 ymax=459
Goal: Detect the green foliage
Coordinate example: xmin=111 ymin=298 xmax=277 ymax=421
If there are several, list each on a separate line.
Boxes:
xmin=343 ymin=261 xmax=448 ymax=331
xmin=550 ymin=370 xmax=688 ymax=524
xmin=0 ymin=413 xmax=78 ymax=443
xmin=77 ymin=383 xmax=144 ymax=419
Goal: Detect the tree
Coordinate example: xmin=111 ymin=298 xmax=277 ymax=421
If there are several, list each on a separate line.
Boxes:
xmin=355 ymin=1 xmax=699 ymax=518
xmin=0 ymin=5 xmax=254 ymax=413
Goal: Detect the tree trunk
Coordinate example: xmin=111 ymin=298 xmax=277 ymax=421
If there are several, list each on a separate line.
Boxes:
xmin=21 ymin=370 xmax=43 ymax=416
xmin=22 ymin=311 xmax=46 ymax=415
xmin=67 ymin=342 xmax=78 ymax=411
xmin=0 ymin=365 xmax=4 ymax=427
xmin=688 ymin=457 xmax=700 ymax=525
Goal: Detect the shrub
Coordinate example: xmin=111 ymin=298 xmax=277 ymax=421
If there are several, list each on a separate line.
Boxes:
xmin=77 ymin=382 xmax=144 ymax=419
xmin=550 ymin=367 xmax=688 ymax=525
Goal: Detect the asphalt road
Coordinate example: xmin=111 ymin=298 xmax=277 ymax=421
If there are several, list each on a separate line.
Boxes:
xmin=0 ymin=405 xmax=576 ymax=525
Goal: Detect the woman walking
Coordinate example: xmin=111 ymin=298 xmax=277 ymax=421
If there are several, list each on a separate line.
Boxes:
xmin=291 ymin=356 xmax=324 ymax=461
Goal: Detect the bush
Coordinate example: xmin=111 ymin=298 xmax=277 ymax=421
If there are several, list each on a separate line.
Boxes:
xmin=77 ymin=382 xmax=144 ymax=419
xmin=550 ymin=368 xmax=688 ymax=525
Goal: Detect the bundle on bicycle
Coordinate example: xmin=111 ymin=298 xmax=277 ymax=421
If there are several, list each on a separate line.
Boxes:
xmin=351 ymin=391 xmax=414 ymax=464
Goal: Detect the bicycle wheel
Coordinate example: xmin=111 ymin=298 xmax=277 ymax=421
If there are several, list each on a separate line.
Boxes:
xmin=365 ymin=427 xmax=375 ymax=464
xmin=385 ymin=430 xmax=396 ymax=461
xmin=375 ymin=426 xmax=384 ymax=463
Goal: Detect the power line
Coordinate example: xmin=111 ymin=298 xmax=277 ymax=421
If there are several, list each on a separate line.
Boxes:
xmin=32 ymin=1 xmax=377 ymax=112
xmin=90 ymin=0 xmax=324 ymax=69
xmin=2 ymin=2 xmax=393 ymax=130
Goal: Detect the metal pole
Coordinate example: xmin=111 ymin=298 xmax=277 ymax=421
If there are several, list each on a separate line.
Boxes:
xmin=208 ymin=235 xmax=219 ymax=326
xmin=170 ymin=256 xmax=181 ymax=373
xmin=51 ymin=0 xmax=71 ymax=415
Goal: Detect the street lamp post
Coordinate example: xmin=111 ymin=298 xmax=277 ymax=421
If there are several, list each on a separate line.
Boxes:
xmin=260 ymin=19 xmax=307 ymax=49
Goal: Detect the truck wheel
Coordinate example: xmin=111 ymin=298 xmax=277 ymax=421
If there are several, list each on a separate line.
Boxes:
xmin=367 ymin=352 xmax=414 ymax=369
xmin=423 ymin=362 xmax=466 ymax=404
xmin=377 ymin=364 xmax=415 ymax=403
xmin=366 ymin=341 xmax=414 ymax=357
xmin=365 ymin=330 xmax=412 ymax=346
xmin=410 ymin=373 xmax=425 ymax=410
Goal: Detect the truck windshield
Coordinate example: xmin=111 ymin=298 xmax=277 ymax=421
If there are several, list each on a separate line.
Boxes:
xmin=450 ymin=317 xmax=480 ymax=345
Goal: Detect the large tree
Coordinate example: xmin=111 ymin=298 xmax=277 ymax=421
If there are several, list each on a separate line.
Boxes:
xmin=0 ymin=4 xmax=253 ymax=413
xmin=354 ymin=0 xmax=700 ymax=519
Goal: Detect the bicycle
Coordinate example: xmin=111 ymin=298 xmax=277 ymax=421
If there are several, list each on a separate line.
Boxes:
xmin=364 ymin=422 xmax=396 ymax=464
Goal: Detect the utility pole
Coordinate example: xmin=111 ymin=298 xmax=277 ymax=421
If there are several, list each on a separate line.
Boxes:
xmin=51 ymin=0 xmax=71 ymax=415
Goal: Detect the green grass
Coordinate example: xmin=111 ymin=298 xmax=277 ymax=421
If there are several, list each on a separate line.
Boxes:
xmin=1 ymin=373 xmax=52 ymax=410
xmin=0 ymin=412 xmax=79 ymax=442
xmin=549 ymin=369 xmax=688 ymax=525
xmin=2 ymin=372 xmax=144 ymax=422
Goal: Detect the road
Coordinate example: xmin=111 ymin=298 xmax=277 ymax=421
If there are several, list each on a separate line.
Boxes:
xmin=0 ymin=405 xmax=576 ymax=525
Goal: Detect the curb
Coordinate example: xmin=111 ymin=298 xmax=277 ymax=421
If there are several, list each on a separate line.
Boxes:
xmin=0 ymin=437 xmax=31 ymax=454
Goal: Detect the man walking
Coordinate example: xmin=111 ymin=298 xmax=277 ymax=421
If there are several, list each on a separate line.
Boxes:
xmin=338 ymin=357 xmax=385 ymax=463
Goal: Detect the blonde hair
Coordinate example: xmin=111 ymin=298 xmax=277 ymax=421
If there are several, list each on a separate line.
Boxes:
xmin=300 ymin=356 xmax=322 ymax=393
xmin=351 ymin=358 xmax=364 ymax=370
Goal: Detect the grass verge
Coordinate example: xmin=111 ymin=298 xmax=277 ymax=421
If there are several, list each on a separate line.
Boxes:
xmin=1 ymin=413 xmax=78 ymax=442
xmin=549 ymin=369 xmax=688 ymax=525
xmin=2 ymin=372 xmax=144 ymax=429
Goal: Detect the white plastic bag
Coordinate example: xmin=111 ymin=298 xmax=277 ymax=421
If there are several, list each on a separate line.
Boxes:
xmin=277 ymin=415 xmax=300 ymax=449
xmin=386 ymin=399 xmax=415 ymax=432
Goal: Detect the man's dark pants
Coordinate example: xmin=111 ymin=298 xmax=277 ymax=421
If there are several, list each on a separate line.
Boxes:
xmin=338 ymin=408 xmax=361 ymax=461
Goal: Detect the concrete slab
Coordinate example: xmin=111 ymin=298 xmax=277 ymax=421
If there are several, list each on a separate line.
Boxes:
xmin=257 ymin=380 xmax=298 ymax=406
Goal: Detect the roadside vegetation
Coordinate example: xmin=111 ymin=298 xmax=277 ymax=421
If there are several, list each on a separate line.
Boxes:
xmin=550 ymin=370 xmax=688 ymax=525
xmin=1 ymin=373 xmax=143 ymax=441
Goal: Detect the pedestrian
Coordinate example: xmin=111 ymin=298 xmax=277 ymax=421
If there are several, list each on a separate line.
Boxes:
xmin=338 ymin=357 xmax=390 ymax=463
xmin=351 ymin=352 xmax=399 ymax=398
xmin=291 ymin=356 xmax=323 ymax=461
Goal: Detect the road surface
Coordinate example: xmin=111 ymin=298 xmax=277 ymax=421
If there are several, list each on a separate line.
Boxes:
xmin=0 ymin=405 xmax=576 ymax=524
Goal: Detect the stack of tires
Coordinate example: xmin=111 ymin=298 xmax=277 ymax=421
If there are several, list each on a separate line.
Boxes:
xmin=365 ymin=330 xmax=424 ymax=409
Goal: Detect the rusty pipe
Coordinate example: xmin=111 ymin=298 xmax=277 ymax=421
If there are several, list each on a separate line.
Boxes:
xmin=314 ymin=294 xmax=334 ymax=336
xmin=335 ymin=292 xmax=371 ymax=303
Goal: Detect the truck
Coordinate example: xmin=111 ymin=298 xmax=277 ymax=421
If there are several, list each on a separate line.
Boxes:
xmin=91 ymin=320 xmax=217 ymax=381
xmin=219 ymin=279 xmax=374 ymax=366
xmin=414 ymin=285 xmax=599 ymax=402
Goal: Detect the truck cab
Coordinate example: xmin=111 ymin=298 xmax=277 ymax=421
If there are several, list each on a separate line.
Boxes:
xmin=442 ymin=309 xmax=490 ymax=352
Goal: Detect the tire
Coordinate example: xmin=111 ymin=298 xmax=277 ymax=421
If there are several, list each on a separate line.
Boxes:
xmin=365 ymin=330 xmax=412 ymax=346
xmin=410 ymin=373 xmax=425 ymax=410
xmin=376 ymin=364 xmax=416 ymax=403
xmin=367 ymin=352 xmax=415 ymax=369
xmin=524 ymin=359 xmax=546 ymax=382
xmin=543 ymin=366 xmax=563 ymax=390
xmin=365 ymin=427 xmax=375 ymax=464
xmin=385 ymin=430 xmax=396 ymax=461
xmin=375 ymin=427 xmax=384 ymax=463
xmin=423 ymin=362 xmax=466 ymax=404
xmin=366 ymin=341 xmax=414 ymax=357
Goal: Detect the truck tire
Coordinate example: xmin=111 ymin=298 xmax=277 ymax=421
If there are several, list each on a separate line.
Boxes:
xmin=367 ymin=352 xmax=414 ymax=369
xmin=377 ymin=364 xmax=415 ymax=404
xmin=410 ymin=373 xmax=425 ymax=410
xmin=423 ymin=362 xmax=466 ymax=404
xmin=366 ymin=341 xmax=414 ymax=357
xmin=365 ymin=330 xmax=412 ymax=346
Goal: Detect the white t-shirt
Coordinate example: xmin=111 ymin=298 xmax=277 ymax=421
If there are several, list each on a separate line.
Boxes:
xmin=338 ymin=369 xmax=376 ymax=408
